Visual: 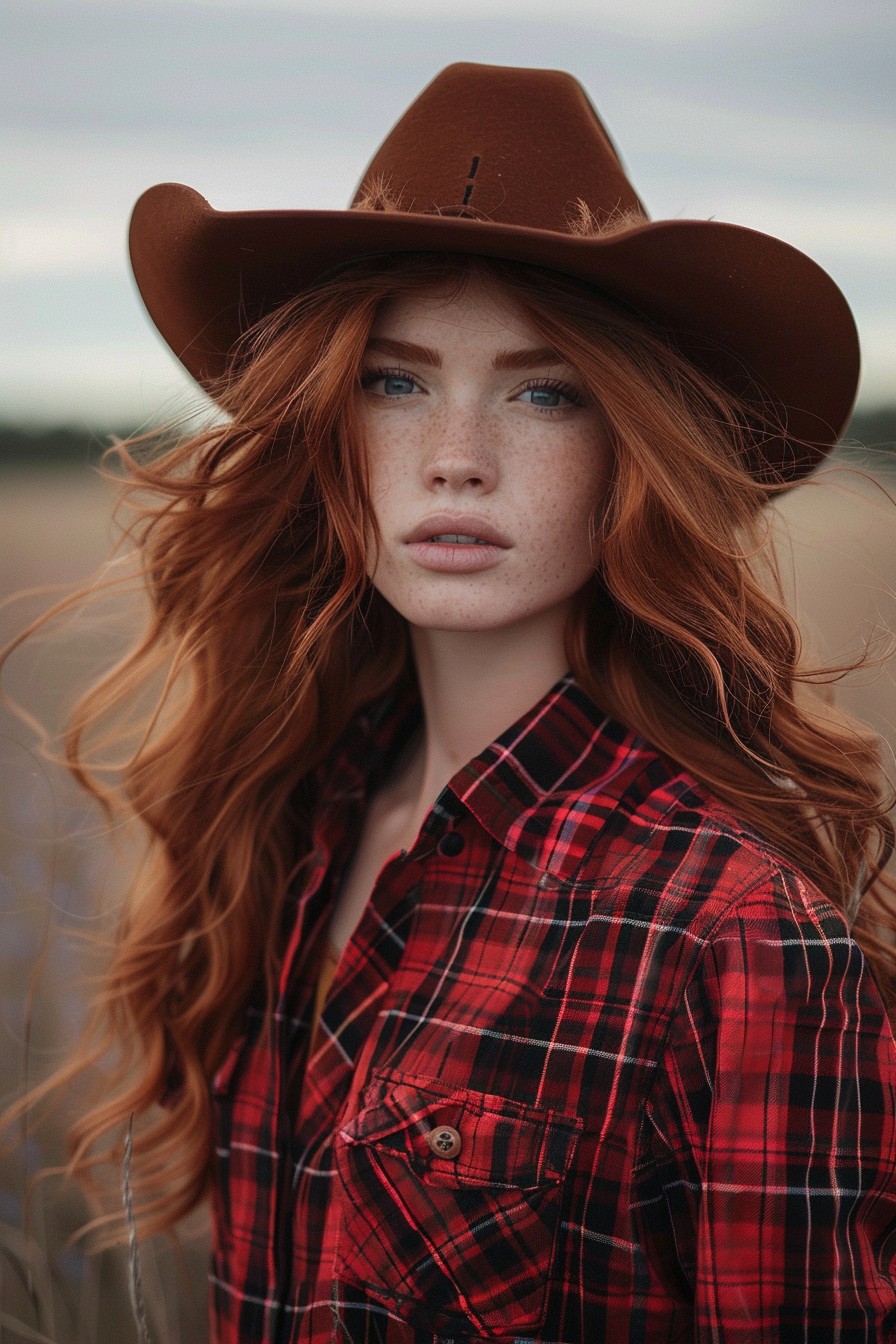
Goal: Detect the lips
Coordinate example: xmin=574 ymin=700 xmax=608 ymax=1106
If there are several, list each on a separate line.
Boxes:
xmin=404 ymin=514 xmax=511 ymax=547
xmin=429 ymin=534 xmax=490 ymax=544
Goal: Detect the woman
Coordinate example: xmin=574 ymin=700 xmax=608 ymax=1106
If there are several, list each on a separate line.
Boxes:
xmin=11 ymin=62 xmax=896 ymax=1340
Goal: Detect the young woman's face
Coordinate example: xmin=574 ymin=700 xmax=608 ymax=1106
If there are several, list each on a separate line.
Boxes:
xmin=358 ymin=275 xmax=611 ymax=635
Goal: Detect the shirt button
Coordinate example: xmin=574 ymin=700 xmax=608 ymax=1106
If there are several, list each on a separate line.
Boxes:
xmin=437 ymin=831 xmax=465 ymax=857
xmin=426 ymin=1125 xmax=462 ymax=1159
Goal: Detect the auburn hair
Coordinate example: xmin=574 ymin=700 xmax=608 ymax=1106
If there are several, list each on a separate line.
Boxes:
xmin=3 ymin=252 xmax=894 ymax=1241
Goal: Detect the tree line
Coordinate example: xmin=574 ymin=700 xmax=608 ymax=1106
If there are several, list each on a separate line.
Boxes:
xmin=0 ymin=407 xmax=894 ymax=470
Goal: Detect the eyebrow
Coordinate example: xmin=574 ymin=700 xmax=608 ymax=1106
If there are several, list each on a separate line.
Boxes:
xmin=363 ymin=337 xmax=568 ymax=371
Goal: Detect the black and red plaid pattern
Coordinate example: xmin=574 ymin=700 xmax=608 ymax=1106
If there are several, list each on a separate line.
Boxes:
xmin=209 ymin=675 xmax=896 ymax=1341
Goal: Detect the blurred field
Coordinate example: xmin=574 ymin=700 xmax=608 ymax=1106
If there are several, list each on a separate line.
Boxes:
xmin=774 ymin=459 xmax=896 ymax=751
xmin=0 ymin=468 xmax=209 ymax=1343
xmin=0 ymin=459 xmax=894 ymax=1340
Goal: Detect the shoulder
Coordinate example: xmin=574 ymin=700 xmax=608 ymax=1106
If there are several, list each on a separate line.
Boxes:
xmin=534 ymin=731 xmax=896 ymax=1043
xmin=568 ymin=740 xmax=896 ymax=1044
xmin=527 ymin=731 xmax=846 ymax=943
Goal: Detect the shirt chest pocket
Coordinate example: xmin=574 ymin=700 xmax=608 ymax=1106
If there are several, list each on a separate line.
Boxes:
xmin=333 ymin=1070 xmax=582 ymax=1339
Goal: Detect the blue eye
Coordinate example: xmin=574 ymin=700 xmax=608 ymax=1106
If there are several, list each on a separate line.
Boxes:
xmin=518 ymin=380 xmax=582 ymax=409
xmin=522 ymin=386 xmax=563 ymax=408
xmin=382 ymin=375 xmax=416 ymax=396
xmin=361 ymin=367 xmax=419 ymax=397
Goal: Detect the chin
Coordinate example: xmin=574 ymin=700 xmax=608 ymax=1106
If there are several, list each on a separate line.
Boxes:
xmin=405 ymin=611 xmax=510 ymax=634
xmin=402 ymin=600 xmax=552 ymax=635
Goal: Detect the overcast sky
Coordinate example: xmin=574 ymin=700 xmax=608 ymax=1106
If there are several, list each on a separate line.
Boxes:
xmin=2 ymin=0 xmax=893 ymax=427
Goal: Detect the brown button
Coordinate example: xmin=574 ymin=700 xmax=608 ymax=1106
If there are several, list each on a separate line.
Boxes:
xmin=426 ymin=1124 xmax=462 ymax=1159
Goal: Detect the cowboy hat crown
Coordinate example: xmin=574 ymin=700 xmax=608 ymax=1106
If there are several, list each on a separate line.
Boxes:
xmin=350 ymin=62 xmax=645 ymax=230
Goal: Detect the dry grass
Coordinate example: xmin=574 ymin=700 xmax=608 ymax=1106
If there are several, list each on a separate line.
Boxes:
xmin=0 ymin=468 xmax=208 ymax=1342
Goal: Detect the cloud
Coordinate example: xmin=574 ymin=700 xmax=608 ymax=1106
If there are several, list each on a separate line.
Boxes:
xmin=0 ymin=335 xmax=207 ymax=427
xmin=17 ymin=0 xmax=791 ymax=36
xmin=0 ymin=215 xmax=127 ymax=279
xmin=1 ymin=0 xmax=893 ymax=421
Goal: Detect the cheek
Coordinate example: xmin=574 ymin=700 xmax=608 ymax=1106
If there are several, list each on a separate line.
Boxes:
xmin=360 ymin=443 xmax=391 ymax=579
xmin=578 ymin=435 xmax=612 ymax=543
xmin=360 ymin=429 xmax=402 ymax=566
xmin=363 ymin=433 xmax=388 ymax=502
xmin=536 ymin=440 xmax=610 ymax=564
xmin=364 ymin=424 xmax=413 ymax=507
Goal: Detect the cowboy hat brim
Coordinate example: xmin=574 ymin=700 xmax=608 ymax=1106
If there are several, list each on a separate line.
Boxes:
xmin=129 ymin=181 xmax=859 ymax=482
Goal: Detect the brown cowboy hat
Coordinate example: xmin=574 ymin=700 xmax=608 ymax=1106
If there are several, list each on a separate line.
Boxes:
xmin=129 ymin=61 xmax=859 ymax=483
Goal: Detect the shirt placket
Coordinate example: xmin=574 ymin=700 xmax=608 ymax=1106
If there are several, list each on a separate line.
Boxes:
xmin=280 ymin=830 xmax=434 ymax=1336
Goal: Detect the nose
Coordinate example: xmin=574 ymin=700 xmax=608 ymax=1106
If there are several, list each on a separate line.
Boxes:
xmin=421 ymin=406 xmax=498 ymax=493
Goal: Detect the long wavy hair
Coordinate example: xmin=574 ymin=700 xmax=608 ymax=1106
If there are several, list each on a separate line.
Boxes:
xmin=4 ymin=251 xmax=895 ymax=1241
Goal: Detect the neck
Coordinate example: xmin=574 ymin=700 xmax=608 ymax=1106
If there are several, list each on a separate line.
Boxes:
xmin=392 ymin=605 xmax=573 ymax=826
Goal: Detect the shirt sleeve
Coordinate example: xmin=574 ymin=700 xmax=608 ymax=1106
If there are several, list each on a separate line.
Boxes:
xmin=638 ymin=868 xmax=896 ymax=1340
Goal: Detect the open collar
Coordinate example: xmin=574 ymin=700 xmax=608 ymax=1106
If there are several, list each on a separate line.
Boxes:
xmin=318 ymin=672 xmax=659 ymax=885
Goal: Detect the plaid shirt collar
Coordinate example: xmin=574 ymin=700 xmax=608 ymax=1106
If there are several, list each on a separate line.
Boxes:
xmin=317 ymin=671 xmax=652 ymax=884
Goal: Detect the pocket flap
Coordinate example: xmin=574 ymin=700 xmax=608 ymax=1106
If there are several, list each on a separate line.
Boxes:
xmin=339 ymin=1069 xmax=581 ymax=1189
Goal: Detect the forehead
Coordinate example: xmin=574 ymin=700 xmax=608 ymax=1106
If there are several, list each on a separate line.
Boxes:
xmin=368 ymin=274 xmax=540 ymax=346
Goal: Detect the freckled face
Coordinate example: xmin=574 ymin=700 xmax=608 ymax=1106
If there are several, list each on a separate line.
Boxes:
xmin=357 ymin=276 xmax=612 ymax=634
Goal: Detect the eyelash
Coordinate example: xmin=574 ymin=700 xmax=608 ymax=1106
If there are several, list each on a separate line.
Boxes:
xmin=359 ymin=366 xmax=585 ymax=411
xmin=518 ymin=378 xmax=586 ymax=411
xmin=359 ymin=364 xmax=419 ymax=393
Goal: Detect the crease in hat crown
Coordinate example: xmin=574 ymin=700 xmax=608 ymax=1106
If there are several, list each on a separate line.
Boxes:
xmin=347 ymin=63 xmax=648 ymax=234
xmin=127 ymin=60 xmax=860 ymax=483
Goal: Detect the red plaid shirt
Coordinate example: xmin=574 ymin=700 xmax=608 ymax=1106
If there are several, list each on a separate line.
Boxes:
xmin=209 ymin=674 xmax=896 ymax=1342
